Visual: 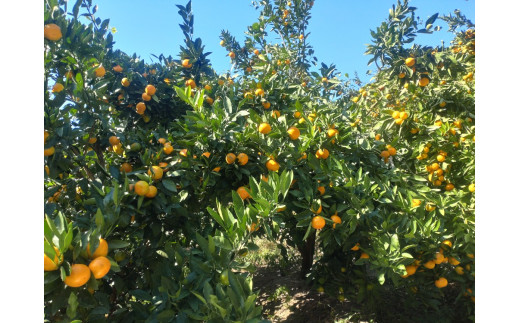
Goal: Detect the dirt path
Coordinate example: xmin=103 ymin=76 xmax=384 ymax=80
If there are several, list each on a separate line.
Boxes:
xmin=254 ymin=266 xmax=365 ymax=322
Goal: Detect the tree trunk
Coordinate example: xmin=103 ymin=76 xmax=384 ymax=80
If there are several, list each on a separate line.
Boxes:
xmin=298 ymin=230 xmax=316 ymax=279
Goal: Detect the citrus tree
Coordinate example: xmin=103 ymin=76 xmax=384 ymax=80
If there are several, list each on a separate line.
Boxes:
xmin=44 ymin=0 xmax=474 ymax=321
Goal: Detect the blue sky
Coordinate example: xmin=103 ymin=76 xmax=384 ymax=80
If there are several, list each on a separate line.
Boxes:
xmin=86 ymin=0 xmax=474 ymax=83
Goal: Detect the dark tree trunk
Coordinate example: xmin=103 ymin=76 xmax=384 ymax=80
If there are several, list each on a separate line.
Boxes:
xmin=297 ymin=230 xmax=316 ymax=279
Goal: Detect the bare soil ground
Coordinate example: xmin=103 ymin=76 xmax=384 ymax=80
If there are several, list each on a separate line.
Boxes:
xmin=254 ymin=266 xmax=367 ymax=323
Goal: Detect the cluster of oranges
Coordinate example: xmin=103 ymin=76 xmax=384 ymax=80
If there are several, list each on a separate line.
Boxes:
xmin=44 ymin=238 xmax=111 ymax=288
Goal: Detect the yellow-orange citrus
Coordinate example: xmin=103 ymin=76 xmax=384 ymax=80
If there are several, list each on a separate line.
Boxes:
xmin=148 ymin=166 xmax=164 ymax=180
xmin=266 ymin=159 xmax=280 ymax=171
xmin=44 ymin=23 xmax=62 ymax=41
xmin=435 ymin=277 xmax=448 ymax=288
xmin=136 ymin=102 xmax=146 ymax=115
xmin=145 ymin=84 xmax=156 ymax=96
xmin=258 ymin=123 xmax=271 ymax=134
xmin=87 ymin=238 xmax=109 ymax=259
xmin=311 ymin=216 xmax=325 ymax=229
xmin=287 ymin=127 xmax=300 ymax=140
xmin=237 ymin=186 xmax=251 ymax=200
xmin=226 ymin=153 xmax=236 ymax=164
xmin=134 ymin=181 xmax=150 ymax=196
xmin=89 ymin=256 xmax=111 ymax=279
xmin=64 ymin=264 xmax=91 ymax=288
xmin=237 ymin=153 xmax=249 ymax=166
xmin=145 ymin=185 xmax=158 ymax=198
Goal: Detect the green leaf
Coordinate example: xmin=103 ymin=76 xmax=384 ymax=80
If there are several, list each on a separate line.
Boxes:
xmin=378 ymin=272 xmax=385 ymax=285
xmin=66 ymin=292 xmax=78 ymax=319
xmin=95 ymin=208 xmax=104 ymax=229
xmin=162 ymin=179 xmax=177 ymax=192
xmin=390 ymin=234 xmax=400 ymax=253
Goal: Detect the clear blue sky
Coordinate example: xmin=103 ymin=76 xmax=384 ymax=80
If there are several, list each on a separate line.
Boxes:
xmin=90 ymin=0 xmax=474 ymax=83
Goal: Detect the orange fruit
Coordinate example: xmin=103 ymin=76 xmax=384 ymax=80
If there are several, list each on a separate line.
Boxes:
xmin=64 ymin=264 xmax=91 ymax=287
xmin=448 ymin=257 xmax=460 ymax=266
xmin=255 ymin=88 xmax=265 ymax=96
xmin=52 ymin=83 xmax=64 ymax=93
xmin=262 ymin=101 xmax=271 ymax=109
xmin=258 ymin=123 xmax=271 ymax=134
xmin=468 ymin=184 xmax=475 ymax=192
xmin=261 ymin=175 xmax=268 ymax=182
xmin=134 ymin=181 xmax=150 ymax=196
xmin=181 ymin=59 xmax=192 ymax=68
xmin=434 ymin=252 xmax=445 ymax=265
xmin=212 ymin=167 xmax=221 ymax=172
xmin=44 ymin=247 xmax=62 ymax=271
xmin=287 ymin=127 xmax=300 ymax=140
xmin=311 ymin=205 xmax=322 ymax=215
xmin=412 ymin=199 xmax=422 ymax=207
xmin=395 ymin=118 xmax=404 ymax=125
xmin=44 ymin=23 xmax=62 ymax=41
xmin=229 ymin=51 xmax=235 ymax=59
xmin=352 ymin=96 xmax=359 ymax=103
xmin=331 ymin=214 xmax=341 ymax=228
xmin=185 ymin=79 xmax=196 ymax=88
xmin=271 ymin=110 xmax=281 ymax=119
xmin=315 ymin=148 xmax=329 ymax=159
xmin=398 ymin=72 xmax=405 ymax=78
xmin=89 ymin=256 xmax=111 ymax=279
xmin=205 ymin=97 xmax=214 ymax=105
xmin=351 ymin=243 xmax=360 ymax=251
xmin=237 ymin=153 xmax=249 ymax=166
xmin=294 ymin=111 xmax=302 ymax=118
xmin=423 ymin=260 xmax=436 ymax=269
xmin=400 ymin=111 xmax=409 ymax=120
xmin=94 ymin=66 xmax=106 ymax=78
xmin=327 ymin=128 xmax=339 ymax=138
xmin=202 ymin=152 xmax=211 ymax=158
xmin=87 ymin=238 xmax=109 ymax=259
xmin=148 ymin=166 xmax=164 ymax=180
xmin=249 ymin=222 xmax=258 ymax=232
xmin=454 ymin=266 xmax=464 ymax=275
xmin=441 ymin=240 xmax=453 ymax=249
xmin=121 ymin=78 xmax=130 ymax=87
xmin=311 ymin=216 xmax=325 ymax=229
xmin=425 ymin=203 xmax=436 ymax=212
xmin=405 ymin=57 xmax=415 ymax=67
xmin=392 ymin=111 xmax=400 ymax=119
xmin=375 ymin=134 xmax=381 ymax=141
xmin=437 ymin=154 xmax=446 ymax=162
xmin=113 ymin=65 xmax=123 ymax=73
xmin=440 ymin=101 xmax=446 ymax=108
xmin=317 ymin=186 xmax=325 ymax=195
xmin=145 ymin=85 xmax=156 ymax=96
xmin=88 ymin=137 xmax=97 ymax=144
xmin=142 ymin=92 xmax=151 ymax=101
xmin=120 ymin=162 xmax=132 ymax=173
xmin=44 ymin=146 xmax=55 ymax=156
xmin=108 ymin=136 xmax=121 ymax=146
xmin=226 ymin=153 xmax=237 ymax=164
xmin=136 ymin=102 xmax=146 ymax=115
xmin=388 ymin=147 xmax=397 ymax=156
xmin=163 ymin=145 xmax=174 ymax=155
xmin=237 ymin=186 xmax=251 ymax=200
xmin=360 ymin=252 xmax=370 ymax=259
xmin=445 ymin=183 xmax=455 ymax=191
xmin=253 ymin=49 xmax=260 ymax=55
xmin=266 ymin=159 xmax=280 ymax=171
xmin=418 ymin=77 xmax=429 ymax=87
xmin=434 ymin=277 xmax=448 ymax=288
xmin=145 ymin=185 xmax=158 ymax=198
xmin=380 ymin=150 xmax=390 ymax=158
xmin=401 ymin=265 xmax=418 ymax=278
